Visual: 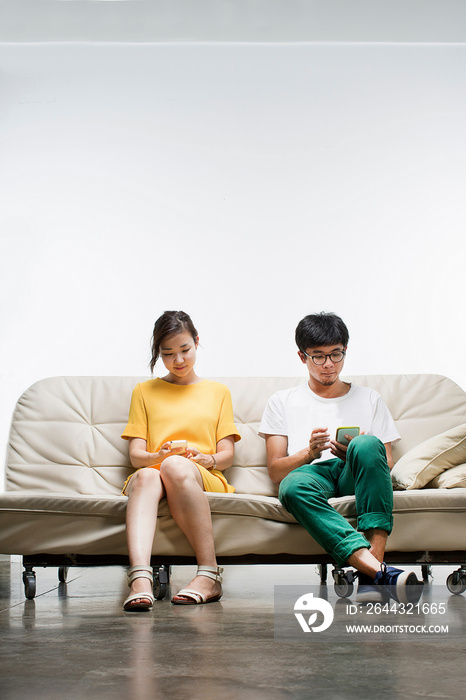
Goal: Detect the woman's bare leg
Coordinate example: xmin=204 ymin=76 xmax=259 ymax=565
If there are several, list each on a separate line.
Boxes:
xmin=160 ymin=456 xmax=221 ymax=600
xmin=125 ymin=468 xmax=164 ymax=601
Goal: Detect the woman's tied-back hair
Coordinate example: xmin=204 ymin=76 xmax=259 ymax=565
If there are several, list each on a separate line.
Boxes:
xmin=150 ymin=310 xmax=198 ymax=373
xmin=295 ymin=312 xmax=349 ymax=353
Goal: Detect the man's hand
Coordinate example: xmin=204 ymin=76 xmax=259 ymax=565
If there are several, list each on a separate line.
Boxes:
xmin=329 ymin=439 xmax=348 ymax=461
xmin=308 ymin=428 xmax=331 ymax=462
xmin=329 ymin=431 xmax=364 ymax=461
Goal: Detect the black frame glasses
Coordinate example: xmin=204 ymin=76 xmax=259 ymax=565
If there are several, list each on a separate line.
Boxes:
xmin=303 ymin=350 xmax=346 ymax=366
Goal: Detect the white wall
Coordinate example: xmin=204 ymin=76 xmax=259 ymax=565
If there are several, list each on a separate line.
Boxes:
xmin=1 ymin=39 xmax=466 ymax=485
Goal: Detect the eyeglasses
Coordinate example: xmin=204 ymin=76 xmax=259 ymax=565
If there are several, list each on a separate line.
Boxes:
xmin=303 ymin=350 xmax=346 ymax=366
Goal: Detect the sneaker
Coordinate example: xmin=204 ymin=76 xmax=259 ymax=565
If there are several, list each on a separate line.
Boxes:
xmin=356 ymin=572 xmax=383 ymax=604
xmin=374 ymin=564 xmax=423 ymax=605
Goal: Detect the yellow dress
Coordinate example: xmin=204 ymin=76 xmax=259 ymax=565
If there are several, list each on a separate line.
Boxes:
xmin=121 ymin=378 xmax=241 ymax=493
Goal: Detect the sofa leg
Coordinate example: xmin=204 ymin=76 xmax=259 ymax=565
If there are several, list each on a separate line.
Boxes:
xmin=421 ymin=564 xmax=432 ymax=582
xmin=317 ymin=564 xmax=328 ymax=584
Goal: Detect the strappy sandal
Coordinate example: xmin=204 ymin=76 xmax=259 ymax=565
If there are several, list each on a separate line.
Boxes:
xmin=171 ymin=565 xmax=223 ymax=605
xmin=123 ymin=565 xmax=155 ymax=612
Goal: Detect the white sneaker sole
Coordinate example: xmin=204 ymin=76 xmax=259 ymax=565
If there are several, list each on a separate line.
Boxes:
xmin=389 ymin=571 xmax=423 ymax=605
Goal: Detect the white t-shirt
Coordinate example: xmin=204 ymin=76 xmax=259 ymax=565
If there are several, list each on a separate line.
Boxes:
xmin=259 ymin=382 xmax=400 ymax=463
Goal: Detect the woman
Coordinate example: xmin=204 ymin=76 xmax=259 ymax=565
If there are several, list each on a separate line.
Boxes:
xmin=121 ymin=310 xmax=241 ymax=611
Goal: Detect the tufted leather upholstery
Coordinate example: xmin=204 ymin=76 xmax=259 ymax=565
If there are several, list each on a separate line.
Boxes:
xmin=1 ymin=374 xmax=466 ymax=558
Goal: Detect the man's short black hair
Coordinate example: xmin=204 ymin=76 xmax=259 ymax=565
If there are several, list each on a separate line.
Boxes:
xmin=295 ymin=312 xmax=349 ymax=353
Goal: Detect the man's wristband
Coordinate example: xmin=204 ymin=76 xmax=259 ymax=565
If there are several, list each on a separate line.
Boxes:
xmin=211 ymin=454 xmax=217 ymax=468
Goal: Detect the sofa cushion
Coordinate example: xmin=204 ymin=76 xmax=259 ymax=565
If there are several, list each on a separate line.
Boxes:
xmin=224 ymin=465 xmax=278 ymax=497
xmin=2 ymin=488 xmax=466 ymax=557
xmin=391 ymin=423 xmax=466 ymax=490
xmin=427 ymin=464 xmax=466 ymax=489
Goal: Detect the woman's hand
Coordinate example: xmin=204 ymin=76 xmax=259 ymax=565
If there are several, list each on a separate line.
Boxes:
xmin=186 ymin=446 xmax=216 ymax=469
xmin=157 ymin=441 xmax=188 ymax=461
xmin=129 ymin=437 xmax=186 ymax=468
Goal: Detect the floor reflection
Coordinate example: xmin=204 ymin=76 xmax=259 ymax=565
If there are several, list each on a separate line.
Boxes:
xmin=1 ymin=562 xmax=465 ymax=699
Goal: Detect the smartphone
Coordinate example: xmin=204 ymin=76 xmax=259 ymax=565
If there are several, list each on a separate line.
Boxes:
xmin=169 ymin=440 xmax=188 ymax=450
xmin=335 ymin=427 xmax=360 ymax=446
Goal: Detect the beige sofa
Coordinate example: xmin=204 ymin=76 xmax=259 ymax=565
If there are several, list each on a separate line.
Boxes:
xmin=1 ymin=374 xmax=466 ymax=599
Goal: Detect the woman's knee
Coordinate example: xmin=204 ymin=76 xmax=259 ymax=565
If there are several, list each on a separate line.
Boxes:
xmin=160 ymin=455 xmax=198 ymax=486
xmin=128 ymin=467 xmax=162 ymax=493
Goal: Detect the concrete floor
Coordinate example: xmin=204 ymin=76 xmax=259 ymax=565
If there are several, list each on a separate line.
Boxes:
xmin=1 ymin=562 xmax=466 ymax=700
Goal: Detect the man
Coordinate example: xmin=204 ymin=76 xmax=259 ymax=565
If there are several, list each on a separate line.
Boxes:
xmin=259 ymin=312 xmax=422 ymax=604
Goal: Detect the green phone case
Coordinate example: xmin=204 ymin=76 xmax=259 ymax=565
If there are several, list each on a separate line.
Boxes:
xmin=335 ymin=427 xmax=360 ymax=446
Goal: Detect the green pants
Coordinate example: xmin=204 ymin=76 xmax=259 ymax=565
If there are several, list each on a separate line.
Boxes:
xmin=278 ymin=435 xmax=393 ymax=566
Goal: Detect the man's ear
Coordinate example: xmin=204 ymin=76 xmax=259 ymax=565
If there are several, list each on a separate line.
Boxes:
xmin=298 ymin=350 xmax=306 ymax=364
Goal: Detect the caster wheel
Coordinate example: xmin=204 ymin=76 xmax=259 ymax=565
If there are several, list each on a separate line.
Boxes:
xmin=58 ymin=566 xmax=69 ymax=583
xmin=334 ymin=580 xmax=354 ymax=598
xmin=153 ymin=579 xmax=167 ymax=600
xmin=446 ymin=572 xmax=466 ymax=595
xmin=24 ymin=572 xmax=36 ymax=600
xmin=332 ymin=568 xmax=355 ymax=598
xmin=152 ymin=565 xmax=170 ymax=600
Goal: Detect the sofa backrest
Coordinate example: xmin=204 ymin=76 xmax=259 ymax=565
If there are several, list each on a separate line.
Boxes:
xmin=5 ymin=374 xmax=466 ymax=497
